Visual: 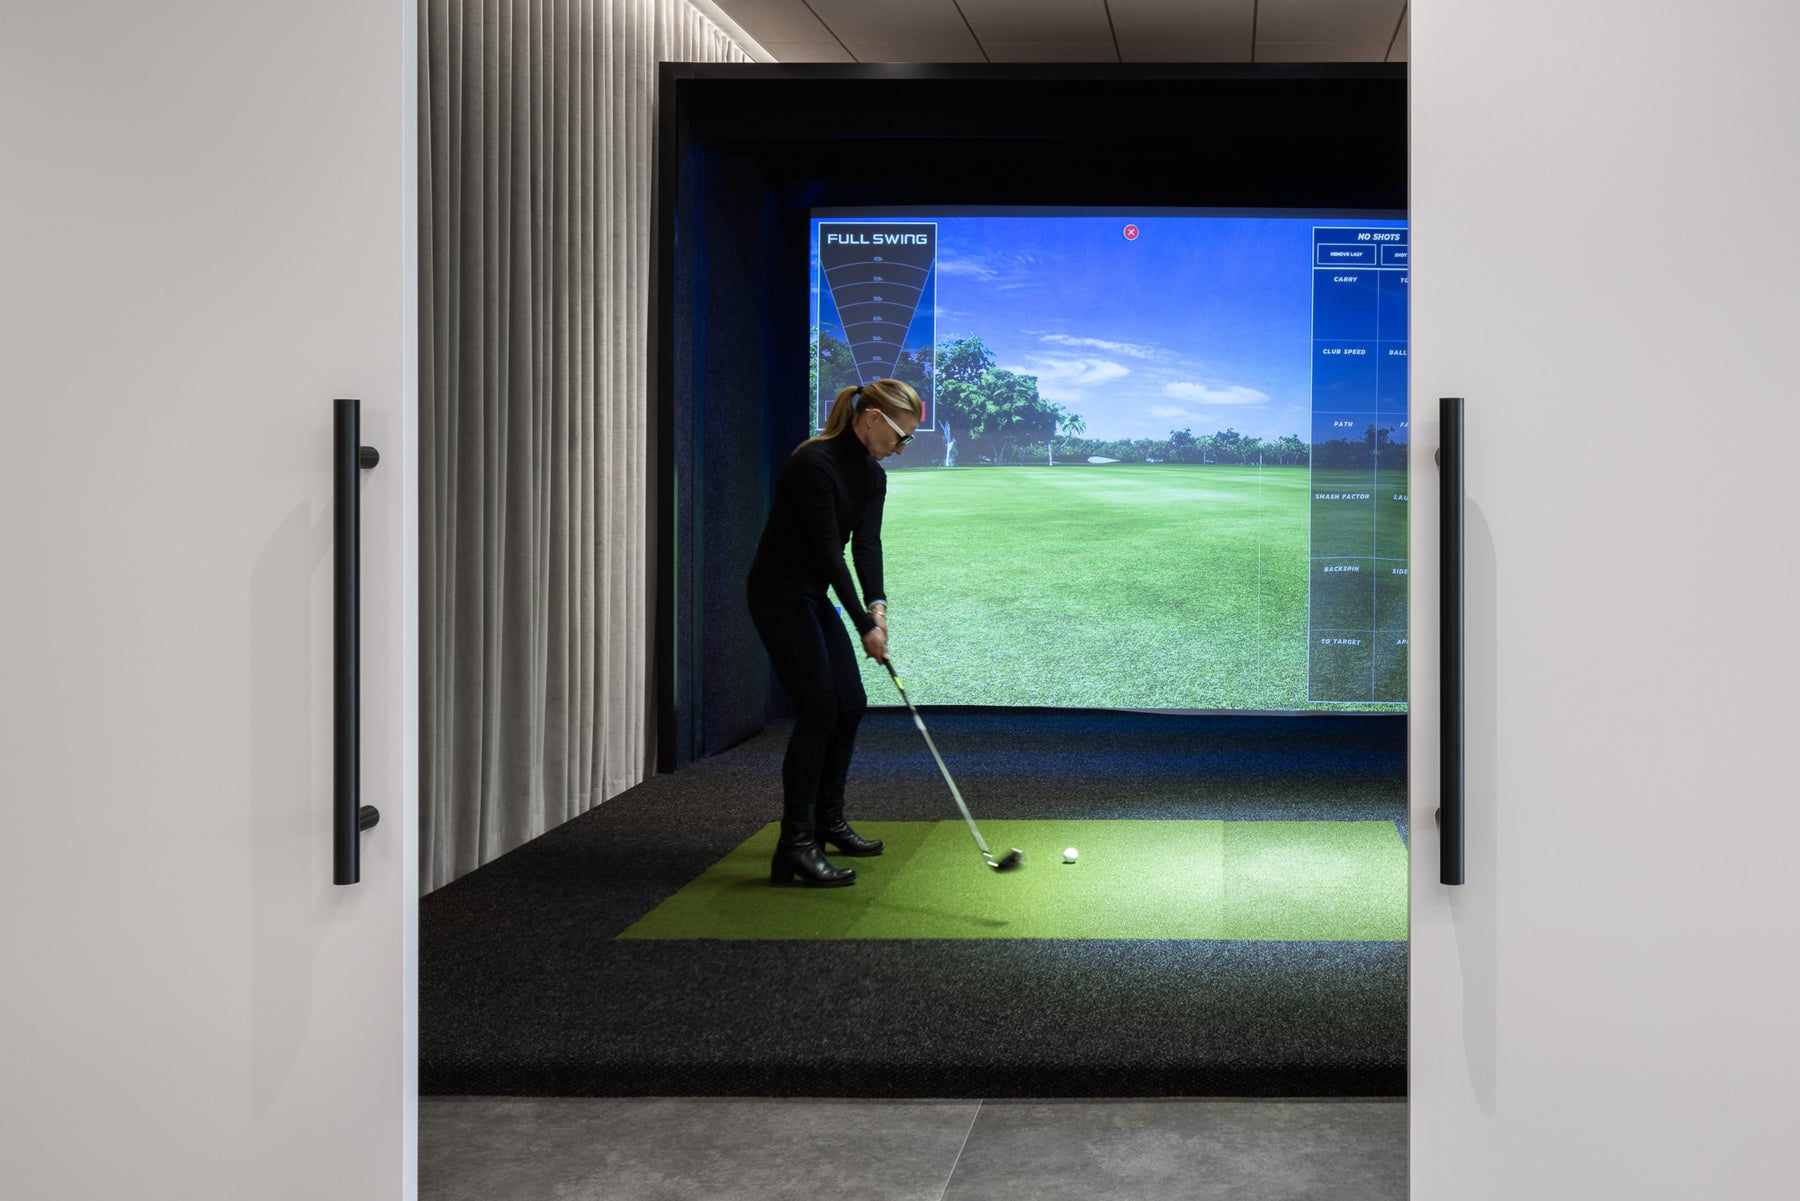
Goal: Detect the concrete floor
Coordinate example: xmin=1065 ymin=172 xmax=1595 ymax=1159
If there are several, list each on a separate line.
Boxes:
xmin=421 ymin=1097 xmax=1406 ymax=1200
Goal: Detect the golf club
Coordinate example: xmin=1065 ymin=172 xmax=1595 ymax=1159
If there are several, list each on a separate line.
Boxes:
xmin=883 ymin=659 xmax=1023 ymax=872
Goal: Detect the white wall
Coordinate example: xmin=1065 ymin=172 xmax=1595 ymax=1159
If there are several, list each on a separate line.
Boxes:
xmin=1410 ymin=2 xmax=1800 ymax=1196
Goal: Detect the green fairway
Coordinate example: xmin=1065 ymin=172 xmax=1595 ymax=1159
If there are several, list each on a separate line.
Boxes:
xmin=862 ymin=463 xmax=1365 ymax=710
xmin=617 ymin=820 xmax=1407 ymax=941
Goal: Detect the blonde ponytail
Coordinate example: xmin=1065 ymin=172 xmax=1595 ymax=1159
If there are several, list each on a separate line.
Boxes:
xmin=806 ymin=378 xmax=923 ymax=447
xmin=814 ymin=384 xmax=863 ymax=441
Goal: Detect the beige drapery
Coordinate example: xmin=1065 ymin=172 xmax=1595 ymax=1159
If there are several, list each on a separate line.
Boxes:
xmin=420 ymin=0 xmax=750 ymax=893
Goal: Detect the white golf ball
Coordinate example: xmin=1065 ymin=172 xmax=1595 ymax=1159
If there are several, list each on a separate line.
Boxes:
xmin=1063 ymin=847 xmax=1078 ymax=863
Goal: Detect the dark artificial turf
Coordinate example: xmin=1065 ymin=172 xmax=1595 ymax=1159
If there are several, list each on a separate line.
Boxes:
xmin=419 ymin=709 xmax=1408 ymax=1098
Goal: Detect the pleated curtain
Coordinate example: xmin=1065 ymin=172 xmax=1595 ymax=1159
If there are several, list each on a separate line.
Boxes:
xmin=420 ymin=0 xmax=750 ymax=893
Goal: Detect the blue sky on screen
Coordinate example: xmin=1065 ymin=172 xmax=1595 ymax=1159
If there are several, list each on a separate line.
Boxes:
xmin=814 ymin=214 xmax=1404 ymax=443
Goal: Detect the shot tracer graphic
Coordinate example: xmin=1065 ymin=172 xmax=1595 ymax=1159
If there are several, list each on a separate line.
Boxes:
xmin=816 ymin=222 xmax=938 ymax=428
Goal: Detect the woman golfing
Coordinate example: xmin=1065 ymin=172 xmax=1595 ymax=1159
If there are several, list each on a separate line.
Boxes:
xmin=746 ymin=377 xmax=922 ymax=887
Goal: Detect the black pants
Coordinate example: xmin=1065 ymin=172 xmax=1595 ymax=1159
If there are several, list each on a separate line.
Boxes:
xmin=747 ymin=586 xmax=867 ymax=811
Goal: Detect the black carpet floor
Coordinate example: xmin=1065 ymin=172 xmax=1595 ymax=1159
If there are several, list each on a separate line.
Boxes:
xmin=420 ymin=709 xmax=1408 ymax=1098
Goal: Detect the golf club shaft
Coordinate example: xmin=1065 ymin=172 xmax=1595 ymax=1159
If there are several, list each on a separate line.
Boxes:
xmin=884 ymin=662 xmax=995 ymax=859
xmin=912 ymin=710 xmax=994 ymax=858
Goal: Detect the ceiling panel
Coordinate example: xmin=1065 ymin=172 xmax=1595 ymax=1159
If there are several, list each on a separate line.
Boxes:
xmin=1256 ymin=0 xmax=1406 ymax=44
xmin=804 ymin=0 xmax=976 ymax=40
xmin=1257 ymin=40 xmax=1393 ymax=63
xmin=1114 ymin=39 xmax=1252 ymax=63
xmin=984 ymin=41 xmax=1124 ymax=63
xmin=754 ymin=40 xmax=857 ymax=62
xmin=708 ymin=0 xmax=832 ymax=44
xmin=957 ymin=0 xmax=1115 ymax=43
xmin=706 ymin=0 xmax=1411 ymax=66
xmin=840 ymin=39 xmax=990 ymax=62
xmin=1110 ymin=0 xmax=1255 ymax=47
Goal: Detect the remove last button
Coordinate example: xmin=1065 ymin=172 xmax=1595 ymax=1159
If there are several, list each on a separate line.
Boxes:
xmin=1317 ymin=243 xmax=1378 ymax=266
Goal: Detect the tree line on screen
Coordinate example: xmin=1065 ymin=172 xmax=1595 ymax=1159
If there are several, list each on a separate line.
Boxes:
xmin=812 ymin=330 xmax=1405 ymax=468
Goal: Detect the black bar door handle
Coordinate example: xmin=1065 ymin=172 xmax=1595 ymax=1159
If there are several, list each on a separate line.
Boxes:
xmin=1438 ymin=397 xmax=1465 ymax=885
xmin=334 ymin=398 xmax=381 ymax=886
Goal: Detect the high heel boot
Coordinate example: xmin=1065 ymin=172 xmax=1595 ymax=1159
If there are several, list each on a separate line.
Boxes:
xmin=770 ymin=800 xmax=856 ymax=887
xmin=818 ymin=799 xmax=883 ymax=857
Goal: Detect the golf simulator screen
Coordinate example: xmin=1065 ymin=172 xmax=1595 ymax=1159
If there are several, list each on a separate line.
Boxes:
xmin=810 ymin=211 xmax=1409 ymax=712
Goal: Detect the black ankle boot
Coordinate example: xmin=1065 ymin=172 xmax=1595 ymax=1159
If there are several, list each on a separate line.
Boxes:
xmin=771 ymin=802 xmax=855 ymax=887
xmin=818 ymin=800 xmax=883 ymax=857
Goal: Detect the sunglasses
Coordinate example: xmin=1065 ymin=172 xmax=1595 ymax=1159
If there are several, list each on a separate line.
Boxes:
xmin=873 ymin=407 xmax=914 ymax=446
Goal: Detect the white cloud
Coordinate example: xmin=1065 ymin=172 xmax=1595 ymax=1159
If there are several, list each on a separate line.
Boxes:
xmin=1035 ymin=333 xmax=1168 ymax=361
xmin=1163 ymin=381 xmax=1270 ymax=406
xmin=1006 ymin=356 xmax=1131 ymax=400
xmin=935 ymin=254 xmax=1045 ymax=291
xmin=933 ymin=255 xmax=999 ymax=281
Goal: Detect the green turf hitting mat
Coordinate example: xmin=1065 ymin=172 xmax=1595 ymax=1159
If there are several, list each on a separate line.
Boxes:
xmin=617 ymin=820 xmax=1406 ymax=941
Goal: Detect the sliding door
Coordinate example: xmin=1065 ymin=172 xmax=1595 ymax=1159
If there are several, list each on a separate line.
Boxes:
xmin=1409 ymin=1 xmax=1797 ymax=1195
xmin=1 ymin=2 xmax=416 ymax=1197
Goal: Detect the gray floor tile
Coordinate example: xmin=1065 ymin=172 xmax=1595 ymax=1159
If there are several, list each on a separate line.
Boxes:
xmin=420 ymin=1096 xmax=980 ymax=1201
xmin=941 ymin=1099 xmax=1406 ymax=1201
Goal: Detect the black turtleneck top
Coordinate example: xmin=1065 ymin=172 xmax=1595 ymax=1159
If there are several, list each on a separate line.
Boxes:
xmin=746 ymin=429 xmax=887 ymax=635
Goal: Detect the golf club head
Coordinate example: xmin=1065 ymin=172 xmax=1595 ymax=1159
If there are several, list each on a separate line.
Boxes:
xmin=989 ymin=848 xmax=1024 ymax=872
